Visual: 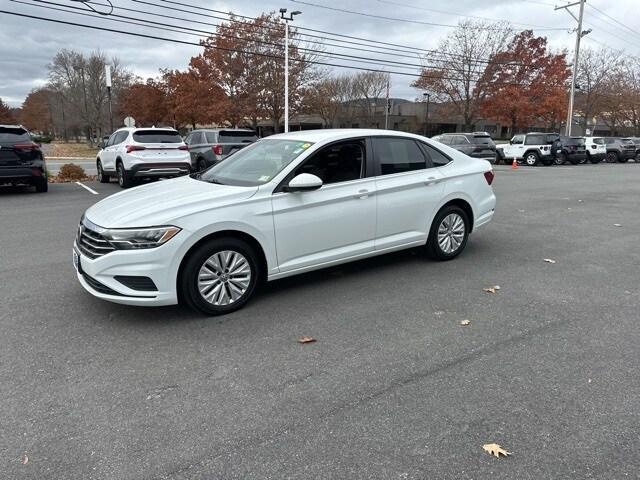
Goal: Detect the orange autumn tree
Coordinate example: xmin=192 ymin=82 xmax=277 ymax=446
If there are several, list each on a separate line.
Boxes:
xmin=478 ymin=30 xmax=571 ymax=133
xmin=21 ymin=88 xmax=54 ymax=133
xmin=118 ymin=79 xmax=169 ymax=127
xmin=0 ymin=98 xmax=15 ymax=123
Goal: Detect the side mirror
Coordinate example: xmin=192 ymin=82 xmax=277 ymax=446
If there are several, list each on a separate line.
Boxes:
xmin=284 ymin=173 xmax=323 ymax=192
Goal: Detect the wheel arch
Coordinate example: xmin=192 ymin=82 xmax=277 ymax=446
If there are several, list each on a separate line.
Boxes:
xmin=434 ymin=197 xmax=475 ymax=233
xmin=176 ymin=229 xmax=269 ymax=302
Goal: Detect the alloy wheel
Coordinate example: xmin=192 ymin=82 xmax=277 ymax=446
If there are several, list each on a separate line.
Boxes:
xmin=525 ymin=154 xmax=537 ymax=166
xmin=197 ymin=250 xmax=252 ymax=305
xmin=437 ymin=213 xmax=465 ymax=254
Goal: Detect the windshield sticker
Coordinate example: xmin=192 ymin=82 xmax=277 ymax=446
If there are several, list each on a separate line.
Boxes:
xmin=302 ymin=143 xmax=311 ymax=149
xmin=259 ymin=175 xmax=271 ymax=182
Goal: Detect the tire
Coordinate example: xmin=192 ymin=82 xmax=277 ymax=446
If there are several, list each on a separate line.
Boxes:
xmin=569 ymin=155 xmax=580 ymax=165
xmin=606 ymin=151 xmax=619 ymax=163
xmin=554 ymin=153 xmax=566 ymax=165
xmin=116 ymin=161 xmax=134 ymax=188
xmin=524 ymin=151 xmax=539 ymax=166
xmin=34 ymin=177 xmax=48 ymax=193
xmin=180 ymin=237 xmax=261 ymax=315
xmin=425 ymin=205 xmax=470 ymax=261
xmin=97 ymin=160 xmax=110 ymax=183
xmin=197 ymin=158 xmax=207 ymax=172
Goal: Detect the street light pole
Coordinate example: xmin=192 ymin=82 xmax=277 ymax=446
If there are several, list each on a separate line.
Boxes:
xmin=280 ymin=8 xmax=301 ymax=133
xmin=423 ymin=92 xmax=430 ymax=137
xmin=555 ymin=0 xmax=589 ymax=136
xmin=105 ymin=64 xmax=114 ymax=133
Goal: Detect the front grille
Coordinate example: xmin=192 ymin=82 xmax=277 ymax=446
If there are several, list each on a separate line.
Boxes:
xmin=76 ymin=224 xmax=115 ymax=259
xmin=82 ymin=273 xmax=123 ymax=296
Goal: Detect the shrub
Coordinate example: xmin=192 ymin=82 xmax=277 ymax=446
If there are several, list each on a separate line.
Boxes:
xmin=57 ymin=163 xmax=87 ymax=181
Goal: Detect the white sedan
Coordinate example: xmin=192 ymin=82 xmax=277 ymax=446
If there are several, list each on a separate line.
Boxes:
xmin=74 ymin=129 xmax=496 ymax=315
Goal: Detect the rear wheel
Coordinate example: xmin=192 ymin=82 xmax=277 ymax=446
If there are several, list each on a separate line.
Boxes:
xmin=197 ymin=158 xmax=207 ymax=172
xmin=180 ymin=238 xmax=260 ymax=315
xmin=97 ymin=160 xmax=110 ymax=183
xmin=554 ymin=153 xmax=566 ymax=165
xmin=569 ymin=154 xmax=580 ymax=165
xmin=34 ymin=177 xmax=48 ymax=193
xmin=425 ymin=206 xmax=469 ymax=261
xmin=524 ymin=152 xmax=539 ymax=166
xmin=116 ymin=161 xmax=134 ymax=188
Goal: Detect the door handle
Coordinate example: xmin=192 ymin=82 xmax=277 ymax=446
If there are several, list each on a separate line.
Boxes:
xmin=354 ymin=189 xmax=369 ymax=199
xmin=425 ymin=177 xmax=439 ymax=186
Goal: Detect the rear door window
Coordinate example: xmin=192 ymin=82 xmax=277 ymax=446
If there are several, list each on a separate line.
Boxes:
xmin=189 ymin=132 xmax=204 ymax=145
xmin=373 ymin=137 xmax=427 ymax=175
xmin=132 ymin=130 xmax=182 ymax=144
xmin=420 ymin=142 xmax=452 ymax=166
xmin=525 ymin=134 xmax=545 ymax=145
xmin=0 ymin=127 xmax=30 ymax=143
xmin=205 ymin=132 xmax=218 ymax=143
xmin=219 ymin=130 xmax=257 ymax=144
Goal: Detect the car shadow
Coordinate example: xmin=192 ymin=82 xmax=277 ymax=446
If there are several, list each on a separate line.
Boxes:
xmin=0 ymin=185 xmax=35 ymax=195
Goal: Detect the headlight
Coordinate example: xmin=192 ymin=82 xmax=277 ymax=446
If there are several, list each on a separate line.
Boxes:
xmin=101 ymin=226 xmax=181 ymax=249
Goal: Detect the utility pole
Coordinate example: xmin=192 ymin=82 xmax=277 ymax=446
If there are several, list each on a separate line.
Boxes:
xmin=423 ymin=92 xmax=430 ymax=137
xmin=385 ymin=76 xmax=390 ymax=129
xmin=105 ymin=64 xmax=114 ymax=134
xmin=555 ymin=0 xmax=590 ymax=136
xmin=280 ymin=8 xmax=301 ymax=133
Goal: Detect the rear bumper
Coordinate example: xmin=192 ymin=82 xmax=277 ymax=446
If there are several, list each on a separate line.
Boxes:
xmin=0 ymin=165 xmax=45 ymax=183
xmin=130 ymin=162 xmax=191 ymax=178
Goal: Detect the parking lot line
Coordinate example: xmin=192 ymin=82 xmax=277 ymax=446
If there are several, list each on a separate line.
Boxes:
xmin=75 ymin=181 xmax=99 ymax=195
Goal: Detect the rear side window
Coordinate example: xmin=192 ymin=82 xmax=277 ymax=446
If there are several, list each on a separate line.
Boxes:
xmin=525 ymin=134 xmax=545 ymax=145
xmin=421 ymin=142 xmax=451 ymax=166
xmin=0 ymin=127 xmax=30 ymax=142
xmin=373 ymin=137 xmax=426 ymax=175
xmin=114 ymin=131 xmax=129 ymax=145
xmin=205 ymin=132 xmax=217 ymax=143
xmin=219 ymin=130 xmax=257 ymax=143
xmin=133 ymin=130 xmax=182 ymax=144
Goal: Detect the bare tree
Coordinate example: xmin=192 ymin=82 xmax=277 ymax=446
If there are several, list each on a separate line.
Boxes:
xmin=412 ymin=20 xmax=513 ymax=130
xmin=351 ymin=71 xmax=389 ymax=126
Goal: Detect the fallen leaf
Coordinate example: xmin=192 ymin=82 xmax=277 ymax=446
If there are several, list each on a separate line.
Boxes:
xmin=460 ymin=319 xmax=471 ymax=326
xmin=482 ymin=443 xmax=511 ymax=458
xmin=613 ymin=224 xmax=622 ymax=227
xmin=518 ymin=209 xmax=525 ymax=213
xmin=298 ymin=336 xmax=316 ymax=344
xmin=543 ymin=258 xmax=556 ymax=264
xmin=483 ymin=285 xmax=501 ymax=294
xmin=578 ymin=199 xmax=583 ymax=203
xmin=21 ymin=455 xmax=28 ymax=465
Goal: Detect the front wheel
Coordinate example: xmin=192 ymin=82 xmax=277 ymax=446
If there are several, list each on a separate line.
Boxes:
xmin=425 ymin=206 xmax=470 ymax=261
xmin=554 ymin=153 xmax=566 ymax=165
xmin=606 ymin=151 xmax=619 ymax=163
xmin=97 ymin=160 xmax=110 ymax=183
xmin=180 ymin=238 xmax=261 ymax=315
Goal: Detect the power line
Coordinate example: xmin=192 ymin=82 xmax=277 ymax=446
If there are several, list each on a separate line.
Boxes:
xmin=290 ymin=0 xmax=565 ymax=31
xmin=586 ymin=3 xmax=640 ymax=41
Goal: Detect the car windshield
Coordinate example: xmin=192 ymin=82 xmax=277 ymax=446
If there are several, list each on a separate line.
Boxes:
xmin=196 ymin=139 xmax=313 ymax=186
xmin=0 ymin=127 xmax=30 ymax=143
xmin=132 ymin=130 xmax=182 ymax=143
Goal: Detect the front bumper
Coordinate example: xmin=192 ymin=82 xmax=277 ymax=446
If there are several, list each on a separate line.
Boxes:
xmin=73 ymin=241 xmax=180 ymax=307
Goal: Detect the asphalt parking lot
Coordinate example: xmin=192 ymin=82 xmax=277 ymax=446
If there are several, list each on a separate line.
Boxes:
xmin=1 ymin=164 xmax=639 ymax=479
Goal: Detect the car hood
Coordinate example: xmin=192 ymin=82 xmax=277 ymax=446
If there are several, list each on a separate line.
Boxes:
xmin=85 ymin=176 xmax=258 ymax=228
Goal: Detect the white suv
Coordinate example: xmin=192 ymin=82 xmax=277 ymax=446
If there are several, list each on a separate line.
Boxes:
xmin=97 ymin=127 xmax=191 ymax=188
xmin=74 ymin=129 xmax=496 ymax=315
xmin=497 ymin=133 xmax=555 ymax=166
xmin=583 ymin=136 xmax=607 ymax=163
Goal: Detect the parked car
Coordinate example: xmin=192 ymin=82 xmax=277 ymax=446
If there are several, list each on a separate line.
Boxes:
xmin=431 ymin=132 xmax=497 ymax=162
xmin=0 ymin=124 xmax=48 ymax=192
xmin=553 ymin=136 xmax=587 ymax=165
xmin=74 ymin=129 xmax=496 ymax=315
xmin=497 ymin=132 xmax=555 ymax=166
xmin=627 ymin=137 xmax=640 ymax=160
xmin=603 ymin=137 xmax=636 ymax=163
xmin=583 ymin=136 xmax=607 ymax=164
xmin=185 ymin=128 xmax=257 ymax=171
xmin=96 ymin=127 xmax=191 ymax=188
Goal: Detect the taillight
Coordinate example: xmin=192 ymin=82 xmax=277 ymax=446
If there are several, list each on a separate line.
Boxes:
xmin=484 ymin=170 xmax=494 ymax=185
xmin=126 ymin=145 xmax=146 ymax=153
xmin=14 ymin=143 xmax=40 ymax=151
xmin=212 ymin=144 xmax=223 ymax=156
xmin=178 ymin=145 xmax=189 ymax=151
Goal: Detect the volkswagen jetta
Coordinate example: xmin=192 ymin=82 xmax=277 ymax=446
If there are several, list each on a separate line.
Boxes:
xmin=73 ymin=130 xmax=496 ymax=315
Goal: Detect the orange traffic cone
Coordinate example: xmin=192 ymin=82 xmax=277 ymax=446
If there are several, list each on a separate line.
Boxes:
xmin=511 ymin=157 xmax=518 ymax=169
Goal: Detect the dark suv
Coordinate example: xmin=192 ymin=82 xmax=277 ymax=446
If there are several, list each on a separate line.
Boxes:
xmin=431 ymin=132 xmax=497 ymax=162
xmin=0 ymin=125 xmax=48 ymax=192
xmin=604 ymin=137 xmax=636 ymax=163
xmin=553 ymin=136 xmax=587 ymax=165
xmin=185 ymin=129 xmax=257 ymax=171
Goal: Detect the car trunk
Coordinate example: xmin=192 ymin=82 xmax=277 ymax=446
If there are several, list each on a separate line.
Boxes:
xmin=469 ymin=136 xmax=496 ymax=157
xmin=0 ymin=127 xmax=40 ymax=166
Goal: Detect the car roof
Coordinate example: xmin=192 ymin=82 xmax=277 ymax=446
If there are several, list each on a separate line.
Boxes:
xmin=268 ymin=129 xmax=428 ymax=143
xmin=0 ymin=124 xmax=27 ymax=129
xmin=117 ymin=127 xmax=178 ymax=132
xmin=192 ymin=128 xmax=255 ymax=132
